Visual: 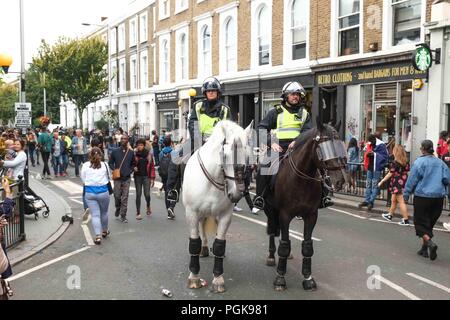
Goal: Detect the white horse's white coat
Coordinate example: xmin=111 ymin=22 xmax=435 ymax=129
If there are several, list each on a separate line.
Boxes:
xmin=183 ymin=120 xmax=253 ymax=291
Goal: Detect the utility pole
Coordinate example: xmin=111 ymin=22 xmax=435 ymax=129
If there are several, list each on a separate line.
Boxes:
xmin=19 ymin=0 xmax=26 ymax=103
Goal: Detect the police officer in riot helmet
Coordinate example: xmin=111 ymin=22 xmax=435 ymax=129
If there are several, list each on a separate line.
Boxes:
xmin=253 ymin=81 xmax=333 ymax=211
xmin=166 ymin=77 xmax=231 ymax=203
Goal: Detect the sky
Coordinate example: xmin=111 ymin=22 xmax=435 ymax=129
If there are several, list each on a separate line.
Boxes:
xmin=0 ymin=0 xmax=135 ymax=81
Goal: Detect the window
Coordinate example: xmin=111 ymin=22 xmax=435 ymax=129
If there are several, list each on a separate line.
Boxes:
xmin=257 ymin=6 xmax=270 ymax=65
xmin=119 ymin=59 xmax=126 ymax=92
xmin=134 ymin=103 xmax=139 ymax=124
xmin=179 ymin=34 xmax=188 ymax=80
xmin=392 ymin=0 xmax=421 ymax=46
xmin=201 ymin=25 xmax=211 ymax=76
xmin=140 ymin=53 xmax=148 ymax=89
xmin=140 ymin=13 xmax=148 ymax=43
xmin=129 ymin=18 xmax=137 ymax=47
xmin=159 ymin=0 xmax=170 ymax=20
xmin=130 ymin=56 xmax=137 ymax=90
xmin=291 ymin=0 xmax=307 ymax=60
xmin=118 ymin=24 xmax=126 ymax=52
xmin=110 ymin=28 xmax=117 ymax=54
xmin=175 ymin=0 xmax=188 ymax=14
xmin=338 ymin=0 xmax=360 ymax=56
xmin=225 ymin=18 xmax=237 ymax=72
xmin=111 ymin=63 xmax=117 ymax=94
xmin=161 ymin=39 xmax=169 ymax=83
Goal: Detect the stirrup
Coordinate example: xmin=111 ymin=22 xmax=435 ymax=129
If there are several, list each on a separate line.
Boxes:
xmin=319 ymin=197 xmax=334 ymax=209
xmin=167 ymin=189 xmax=179 ymax=203
xmin=253 ymin=196 xmax=265 ymax=210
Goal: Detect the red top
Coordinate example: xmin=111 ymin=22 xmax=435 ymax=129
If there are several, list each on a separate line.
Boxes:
xmin=363 ymin=142 xmax=373 ymax=171
xmin=437 ymin=138 xmax=448 ymax=158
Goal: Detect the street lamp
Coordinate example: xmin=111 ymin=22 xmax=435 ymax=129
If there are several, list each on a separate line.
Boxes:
xmin=0 ymin=53 xmax=13 ymax=74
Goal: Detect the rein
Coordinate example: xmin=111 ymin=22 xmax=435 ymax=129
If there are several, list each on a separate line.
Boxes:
xmin=197 ymin=151 xmax=226 ymax=192
xmin=287 ymin=149 xmax=322 ymax=183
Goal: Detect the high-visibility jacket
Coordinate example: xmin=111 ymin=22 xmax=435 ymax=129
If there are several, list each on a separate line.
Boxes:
xmin=275 ymin=105 xmax=309 ymax=140
xmin=195 ymin=102 xmax=229 ymax=136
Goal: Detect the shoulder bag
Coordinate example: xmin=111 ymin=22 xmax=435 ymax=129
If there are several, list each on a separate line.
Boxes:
xmin=104 ymin=162 xmax=114 ymax=195
xmin=113 ymin=149 xmax=130 ymax=180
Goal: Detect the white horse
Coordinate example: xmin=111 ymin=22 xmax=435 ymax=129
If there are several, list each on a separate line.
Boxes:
xmin=183 ymin=120 xmax=253 ymax=293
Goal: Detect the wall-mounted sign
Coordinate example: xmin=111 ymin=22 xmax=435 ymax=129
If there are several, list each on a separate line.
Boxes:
xmin=155 ymin=91 xmax=179 ymax=103
xmin=413 ymin=79 xmax=424 ymax=90
xmin=316 ymin=62 xmax=427 ymax=87
xmin=412 ymin=45 xmax=432 ymax=71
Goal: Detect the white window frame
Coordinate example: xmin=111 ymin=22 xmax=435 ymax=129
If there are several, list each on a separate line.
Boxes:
xmin=140 ymin=13 xmax=148 ymax=43
xmin=119 ymin=57 xmax=126 ymax=92
xmin=283 ymin=0 xmax=309 ymax=65
xmin=251 ymin=0 xmax=273 ymax=69
xmin=130 ymin=54 xmax=138 ymax=91
xmin=175 ymin=26 xmax=189 ymax=82
xmin=118 ymin=23 xmax=126 ymax=52
xmin=175 ymin=0 xmax=189 ymax=15
xmin=337 ymin=0 xmax=362 ymax=56
xmin=111 ymin=61 xmax=118 ymax=94
xmin=140 ymin=51 xmax=148 ymax=89
xmin=219 ymin=7 xmax=238 ymax=74
xmin=159 ymin=0 xmax=170 ymax=21
xmin=383 ymin=0 xmax=426 ymax=51
xmin=129 ymin=18 xmax=137 ymax=47
xmin=110 ymin=28 xmax=117 ymax=55
xmin=197 ymin=18 xmax=212 ymax=78
xmin=159 ymin=34 xmax=171 ymax=84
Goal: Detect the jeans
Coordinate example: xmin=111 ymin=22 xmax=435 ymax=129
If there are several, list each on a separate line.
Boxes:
xmin=364 ymin=170 xmax=382 ymax=204
xmin=52 ymin=155 xmax=63 ymax=175
xmin=28 ymin=146 xmax=36 ymax=165
xmin=73 ymin=154 xmax=85 ymax=176
xmin=85 ymin=191 xmax=110 ymax=236
xmin=113 ymin=178 xmax=131 ymax=218
xmin=61 ymin=153 xmax=69 ymax=172
xmin=82 ymin=186 xmax=88 ymax=210
xmin=41 ymin=151 xmax=51 ymax=176
xmin=134 ymin=175 xmax=150 ymax=214
xmin=153 ymin=147 xmax=160 ymax=166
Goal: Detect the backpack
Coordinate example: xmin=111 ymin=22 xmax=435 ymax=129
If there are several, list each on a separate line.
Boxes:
xmin=158 ymin=152 xmax=171 ymax=179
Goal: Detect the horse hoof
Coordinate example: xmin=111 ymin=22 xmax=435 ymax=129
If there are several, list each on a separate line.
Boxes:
xmin=187 ymin=278 xmax=202 ymax=289
xmin=266 ymin=257 xmax=276 ymax=266
xmin=200 ymin=246 xmax=209 ymax=258
xmin=213 ymin=284 xmax=226 ymax=293
xmin=273 ymin=276 xmax=286 ymax=291
xmin=302 ymin=278 xmax=317 ymax=291
xmin=288 ymin=253 xmax=294 ymax=260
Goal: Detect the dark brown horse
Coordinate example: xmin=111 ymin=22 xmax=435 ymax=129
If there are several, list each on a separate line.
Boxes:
xmin=263 ymin=122 xmax=347 ymax=291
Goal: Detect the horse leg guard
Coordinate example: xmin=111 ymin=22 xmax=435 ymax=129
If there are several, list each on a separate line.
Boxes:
xmin=301 ymin=240 xmax=317 ymax=291
xmin=213 ymin=239 xmax=226 ymax=277
xmin=189 ymin=238 xmax=202 ymax=275
xmin=276 ymin=240 xmax=291 ymax=276
xmin=266 ymin=235 xmax=276 ymax=267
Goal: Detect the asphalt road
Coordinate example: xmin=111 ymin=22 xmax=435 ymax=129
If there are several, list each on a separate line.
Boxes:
xmin=7 ymin=165 xmax=450 ymax=300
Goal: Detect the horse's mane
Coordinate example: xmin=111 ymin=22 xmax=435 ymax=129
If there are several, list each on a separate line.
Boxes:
xmin=207 ymin=120 xmax=244 ymax=144
xmin=291 ymin=127 xmax=319 ymax=152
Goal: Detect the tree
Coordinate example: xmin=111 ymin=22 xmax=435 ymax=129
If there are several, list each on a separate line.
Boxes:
xmin=33 ymin=37 xmax=108 ymax=128
xmin=94 ymin=119 xmax=109 ymax=132
xmin=25 ymin=64 xmax=61 ymax=124
xmin=101 ymin=110 xmax=119 ymax=129
xmin=0 ymin=83 xmax=18 ymax=125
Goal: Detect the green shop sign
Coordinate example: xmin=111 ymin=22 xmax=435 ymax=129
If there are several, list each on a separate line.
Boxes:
xmin=412 ymin=45 xmax=432 ymax=71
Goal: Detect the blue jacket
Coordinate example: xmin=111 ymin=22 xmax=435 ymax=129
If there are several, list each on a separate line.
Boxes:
xmin=403 ymin=155 xmax=450 ymax=199
xmin=368 ymin=139 xmax=389 ymax=172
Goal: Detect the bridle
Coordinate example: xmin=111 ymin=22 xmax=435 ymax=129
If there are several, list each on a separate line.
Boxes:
xmin=197 ymin=138 xmax=245 ymax=196
xmin=287 ymin=131 xmax=347 ymax=182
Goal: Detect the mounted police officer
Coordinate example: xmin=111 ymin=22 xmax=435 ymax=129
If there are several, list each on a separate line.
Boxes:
xmin=253 ymin=81 xmax=333 ymax=210
xmin=166 ymin=77 xmax=231 ymax=203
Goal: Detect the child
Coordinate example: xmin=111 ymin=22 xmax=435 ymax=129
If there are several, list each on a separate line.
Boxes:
xmin=4 ymin=140 xmax=16 ymax=179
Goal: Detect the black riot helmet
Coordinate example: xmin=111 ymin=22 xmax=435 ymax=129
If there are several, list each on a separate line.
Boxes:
xmin=281 ymin=81 xmax=306 ymax=102
xmin=201 ymin=77 xmax=222 ymax=95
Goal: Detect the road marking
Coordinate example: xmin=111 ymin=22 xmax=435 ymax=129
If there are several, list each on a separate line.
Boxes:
xmin=81 ymin=224 xmax=95 ymax=246
xmin=7 ymin=247 xmax=90 ymax=282
xmin=329 ymin=207 xmax=367 ymax=219
xmin=374 ymin=275 xmax=421 ymax=300
xmin=49 ymin=180 xmax=83 ymax=195
xmin=233 ymin=213 xmax=322 ymax=242
xmin=68 ymin=197 xmax=84 ymax=205
xmin=406 ymin=273 xmax=450 ymax=294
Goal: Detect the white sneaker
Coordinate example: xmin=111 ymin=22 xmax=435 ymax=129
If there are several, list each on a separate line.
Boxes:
xmin=398 ymin=219 xmax=410 ymax=226
xmin=251 ymin=207 xmax=260 ymax=214
xmin=382 ymin=213 xmax=393 ymax=222
xmin=233 ymin=206 xmax=243 ymax=212
xmin=443 ymin=222 xmax=450 ymax=231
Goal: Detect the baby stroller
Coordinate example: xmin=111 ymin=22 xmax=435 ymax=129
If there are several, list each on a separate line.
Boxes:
xmin=24 ymin=186 xmax=50 ymax=220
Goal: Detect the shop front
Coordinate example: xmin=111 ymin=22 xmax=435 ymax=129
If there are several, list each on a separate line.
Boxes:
xmin=314 ymin=57 xmax=428 ymax=160
xmin=222 ymin=80 xmax=260 ymax=128
xmin=155 ymin=90 xmax=180 ymax=135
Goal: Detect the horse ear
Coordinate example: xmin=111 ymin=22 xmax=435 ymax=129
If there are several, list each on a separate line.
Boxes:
xmin=316 ymin=116 xmax=325 ymax=132
xmin=245 ymin=120 xmax=254 ymax=132
xmin=334 ymin=120 xmax=342 ymax=133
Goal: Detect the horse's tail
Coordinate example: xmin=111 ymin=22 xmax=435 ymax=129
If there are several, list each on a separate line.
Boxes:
xmin=203 ymin=217 xmax=218 ymax=237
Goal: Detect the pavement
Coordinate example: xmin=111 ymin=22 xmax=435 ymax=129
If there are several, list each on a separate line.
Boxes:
xmin=6 ymin=172 xmax=72 ymax=266
xmin=5 ymin=164 xmax=450 ymax=300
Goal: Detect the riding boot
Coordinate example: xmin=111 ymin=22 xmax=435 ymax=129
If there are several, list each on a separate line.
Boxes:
xmin=253 ymin=173 xmax=270 ymax=210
